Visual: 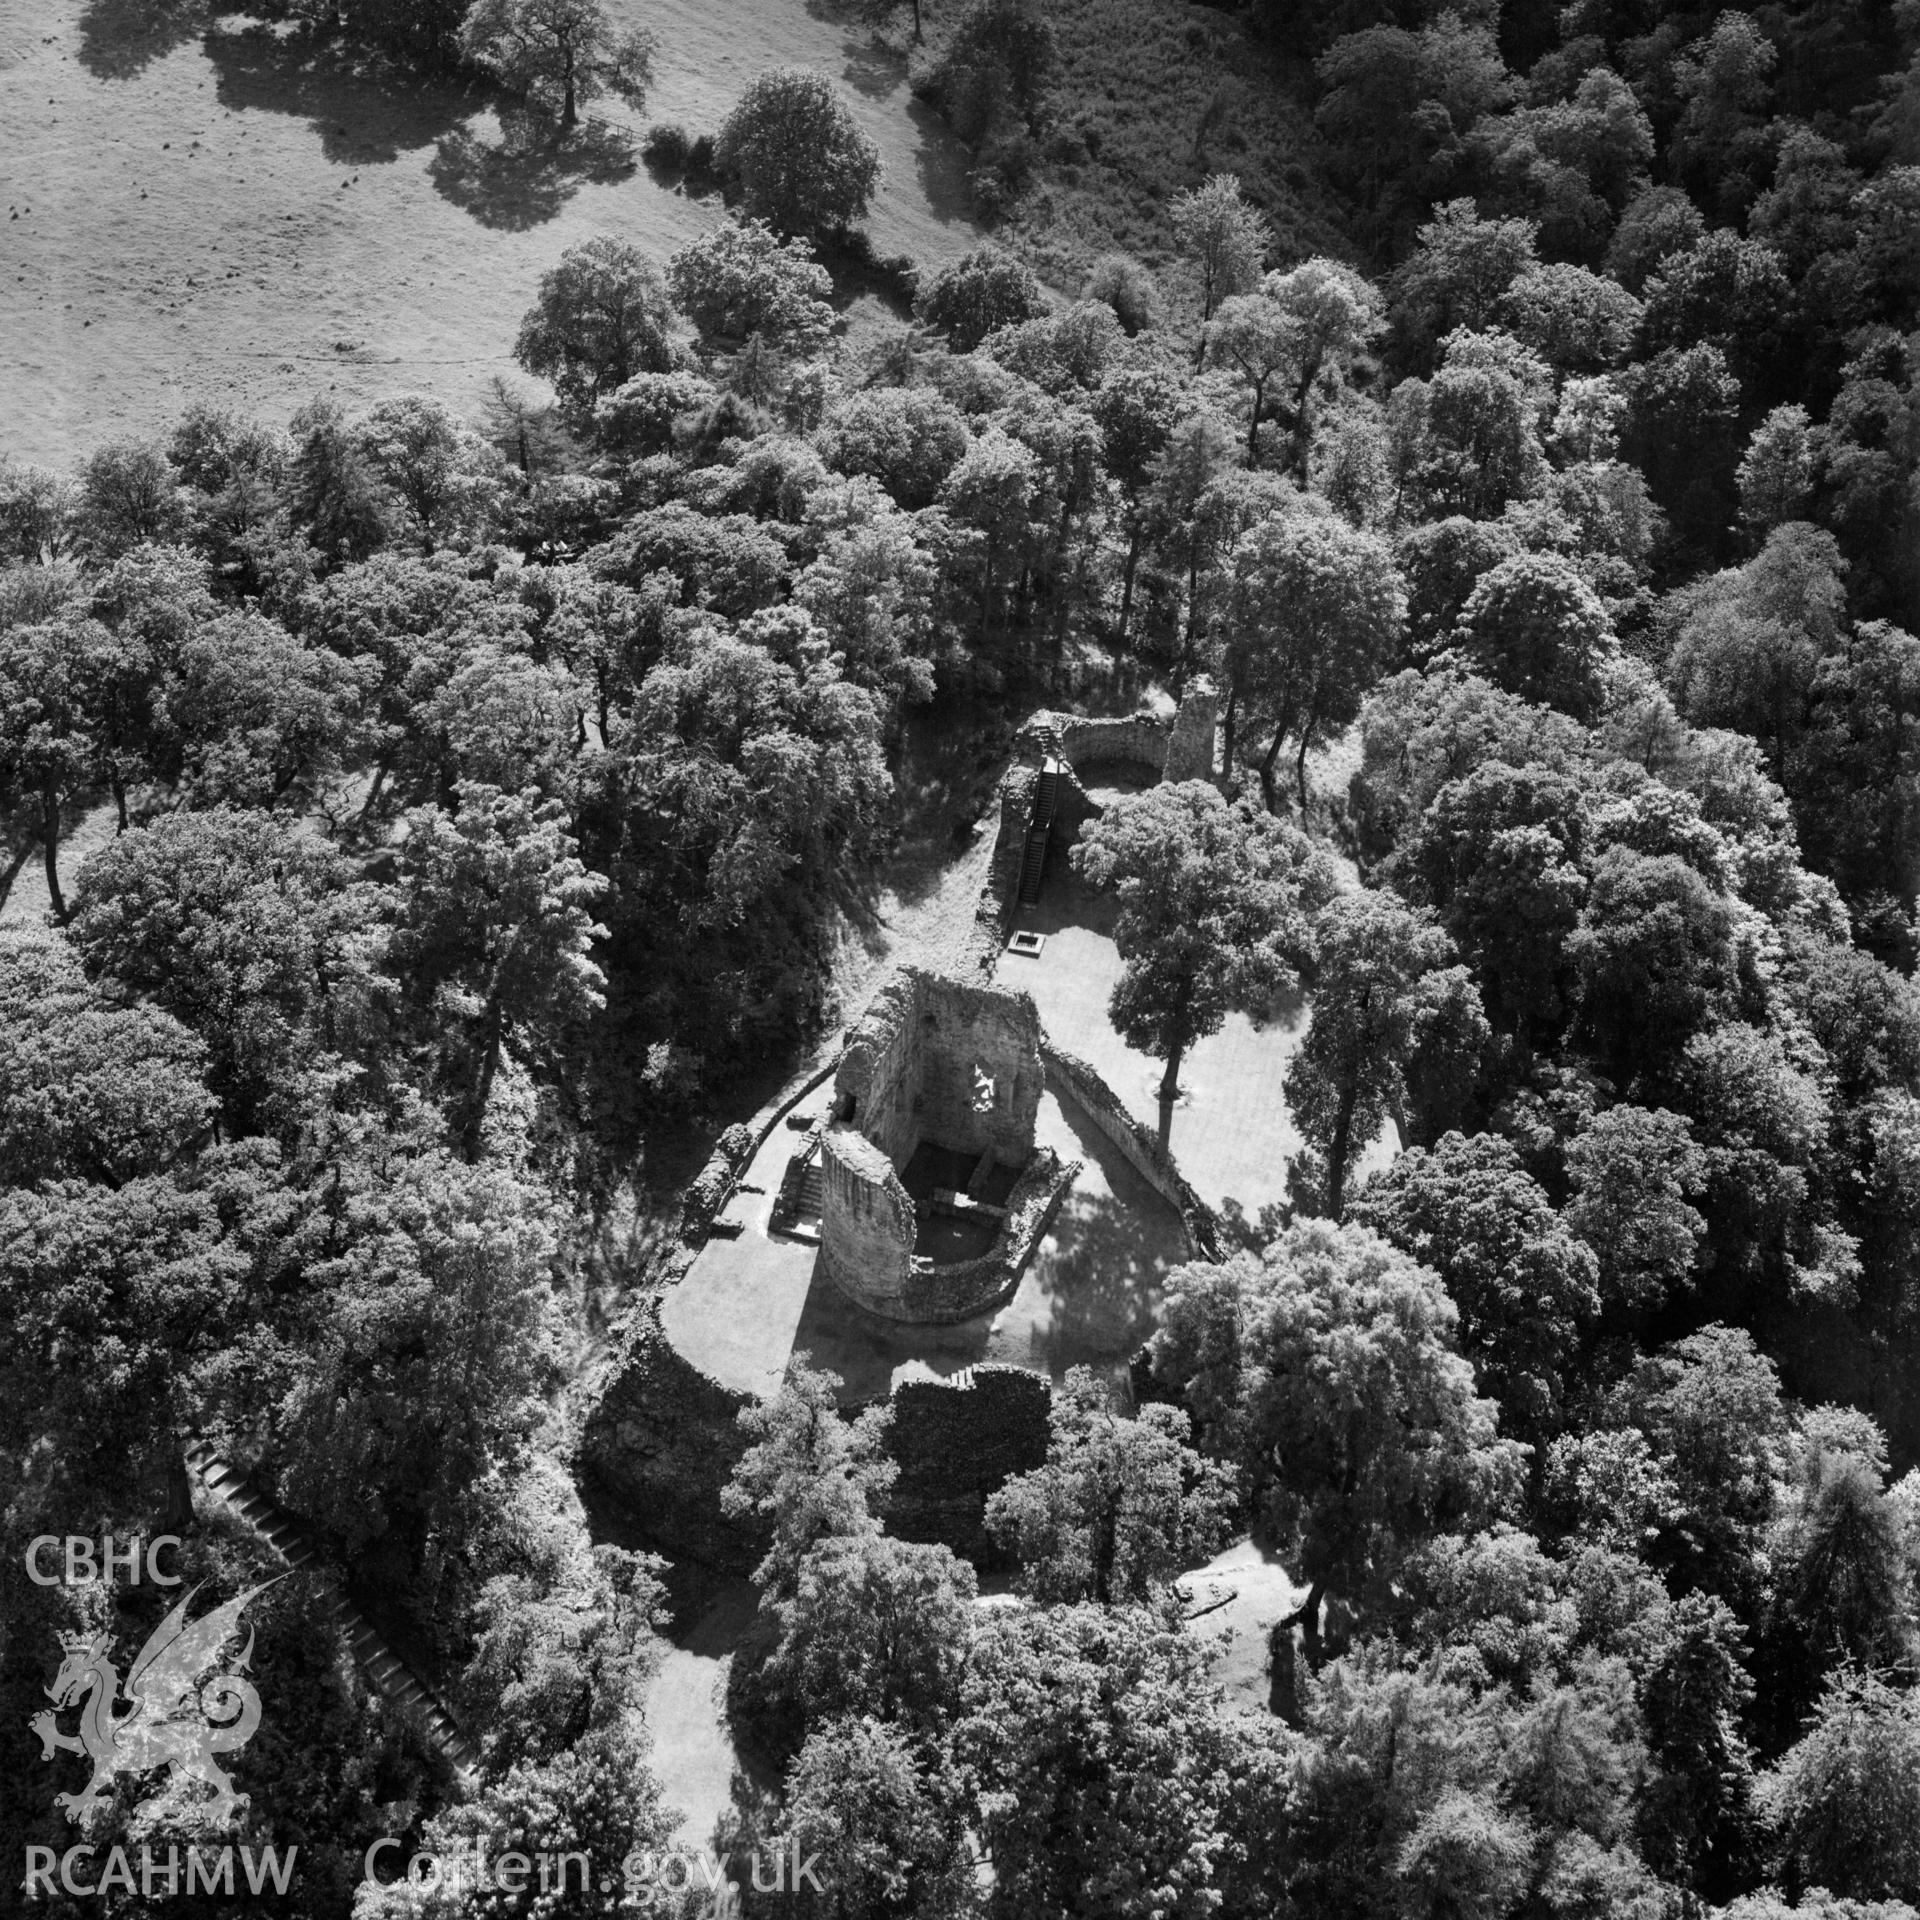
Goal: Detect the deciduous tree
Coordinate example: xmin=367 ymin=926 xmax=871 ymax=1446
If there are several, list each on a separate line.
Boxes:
xmin=1170 ymin=172 xmax=1270 ymax=355
xmin=620 ymin=634 xmax=891 ymax=931
xmin=0 ymin=1163 xmax=277 ymax=1515
xmin=389 ymin=782 xmax=608 ymax=1159
xmin=1452 ymin=550 xmax=1616 ymax=722
xmin=1399 ymin=760 xmax=1590 ymax=1040
xmin=76 ymin=438 xmax=188 ymax=558
xmin=780 ymin=1717 xmax=974 ymax=1919
xmin=913 ymin=247 xmax=1045 ymax=353
xmin=69 ymin=809 xmax=379 ymax=1135
xmin=1226 ymin=510 xmax=1407 ymax=810
xmin=715 ymin=67 xmax=880 ymax=240
xmin=1564 ymin=1104 xmax=1708 ymax=1315
xmin=1352 ymin=1130 xmax=1599 ymax=1436
xmin=0 ymin=617 xmax=115 ymax=921
xmin=1071 ymin=782 xmax=1332 ymax=1142
xmin=515 ymin=236 xmax=678 ymax=420
xmin=667 ymin=216 xmax=835 ymax=355
xmin=753 ymin=1535 xmax=975 ymax=1756
xmin=0 ymin=929 xmax=213 ymax=1187
xmin=985 ymin=1367 xmax=1237 ymax=1605
xmin=1151 ymin=1218 xmax=1523 ymax=1655
xmin=955 ymin=1604 xmax=1257 ymax=1914
xmin=354 ymin=394 xmax=506 ymax=553
xmin=1285 ymin=891 xmax=1487 ymax=1218
xmin=721 ymin=1357 xmax=897 ymax=1598
xmin=458 ymin=0 xmax=655 ymax=129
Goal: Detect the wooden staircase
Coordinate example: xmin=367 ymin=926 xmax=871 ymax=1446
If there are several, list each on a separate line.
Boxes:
xmin=184 ymin=1440 xmax=482 ymax=1784
xmin=1018 ymin=759 xmax=1063 ymax=906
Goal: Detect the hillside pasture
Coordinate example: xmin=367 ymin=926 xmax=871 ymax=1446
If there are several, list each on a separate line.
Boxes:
xmin=0 ymin=0 xmax=984 ymax=467
xmin=990 ymin=0 xmax=1347 ymax=289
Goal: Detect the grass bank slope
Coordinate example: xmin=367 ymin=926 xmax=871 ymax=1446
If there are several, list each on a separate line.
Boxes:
xmin=998 ymin=0 xmax=1348 ymax=285
xmin=0 ymin=0 xmax=983 ymax=468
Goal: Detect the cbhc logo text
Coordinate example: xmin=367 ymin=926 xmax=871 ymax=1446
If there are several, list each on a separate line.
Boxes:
xmin=25 ymin=1536 xmax=184 ymax=1587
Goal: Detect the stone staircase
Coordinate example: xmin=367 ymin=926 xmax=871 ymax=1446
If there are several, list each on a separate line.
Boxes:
xmin=184 ymin=1440 xmax=482 ymax=1783
xmin=773 ymin=1141 xmax=826 ymax=1240
xmin=795 ymin=1161 xmax=825 ymax=1219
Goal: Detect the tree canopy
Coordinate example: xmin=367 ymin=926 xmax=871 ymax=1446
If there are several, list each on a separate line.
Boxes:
xmin=1071 ymin=781 xmax=1332 ymax=1134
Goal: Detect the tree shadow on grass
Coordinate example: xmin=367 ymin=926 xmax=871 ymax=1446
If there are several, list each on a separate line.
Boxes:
xmin=430 ymin=112 xmax=637 ymax=230
xmin=907 ymin=94 xmax=982 ymax=228
xmin=789 ymin=1264 xmax=997 ymax=1403
xmin=77 ymin=0 xmax=209 ymax=82
xmin=200 ymin=19 xmax=477 ymax=165
xmin=841 ymin=38 xmax=906 ymax=100
xmin=1023 ymin=859 xmax=1122 ymax=941
xmin=813 ymin=230 xmax=920 ymax=319
xmin=1024 ymin=1106 xmax=1185 ymax=1375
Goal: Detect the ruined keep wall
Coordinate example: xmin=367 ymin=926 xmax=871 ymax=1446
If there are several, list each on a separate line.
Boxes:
xmin=913 ymin=969 xmax=1044 ymax=1163
xmin=822 ymin=967 xmax=1053 ymax=1321
xmin=582 ymin=1308 xmax=1057 ymax=1571
xmin=819 ymin=1125 xmax=916 ymax=1306
xmin=581 ymin=1303 xmax=763 ymax=1574
xmin=833 ymin=970 xmax=922 ymax=1167
xmin=1015 ymin=711 xmax=1166 ymax=783
xmin=833 ymin=968 xmax=1044 ymax=1170
xmin=1163 ymin=676 xmax=1219 ymax=784
xmin=1041 ymin=1040 xmax=1223 ymax=1263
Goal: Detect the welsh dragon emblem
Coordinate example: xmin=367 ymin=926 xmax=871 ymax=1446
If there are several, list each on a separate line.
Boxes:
xmin=31 ymin=1579 xmax=279 ymax=1827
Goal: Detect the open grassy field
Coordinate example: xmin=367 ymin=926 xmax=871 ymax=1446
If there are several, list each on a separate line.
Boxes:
xmin=0 ymin=0 xmax=986 ymax=468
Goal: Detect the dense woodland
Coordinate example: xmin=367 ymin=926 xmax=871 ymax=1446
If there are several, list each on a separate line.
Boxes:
xmin=3 ymin=0 xmax=1920 ymax=1910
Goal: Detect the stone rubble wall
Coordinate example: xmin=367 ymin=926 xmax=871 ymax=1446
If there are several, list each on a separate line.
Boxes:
xmin=581 ymin=1304 xmax=1060 ymax=1572
xmin=1056 ymin=713 xmax=1174 ymax=775
xmin=1163 ymin=676 xmax=1220 ymax=784
xmin=581 ymin=1301 xmax=764 ymax=1575
xmin=873 ymin=1364 xmax=1054 ymax=1563
xmin=831 ymin=968 xmax=921 ymax=1167
xmin=1016 ymin=709 xmax=1171 ymax=779
xmin=888 ymin=1148 xmax=1080 ymax=1324
xmin=914 ymin=969 xmax=1045 ymax=1162
xmin=679 ymin=1047 xmax=846 ymax=1243
xmin=964 ymin=764 xmax=1039 ymax=977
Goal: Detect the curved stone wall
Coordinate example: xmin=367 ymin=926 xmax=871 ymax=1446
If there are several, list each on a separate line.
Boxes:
xmin=900 ymin=1149 xmax=1078 ymax=1323
xmin=818 ymin=1124 xmax=917 ymax=1309
xmin=1040 ymin=1039 xmax=1223 ymax=1263
xmin=823 ymin=1137 xmax=1080 ymax=1325
xmin=1056 ymin=714 xmax=1171 ymax=777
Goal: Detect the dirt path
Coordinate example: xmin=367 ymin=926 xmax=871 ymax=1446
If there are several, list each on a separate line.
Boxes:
xmin=645 ymin=1577 xmax=759 ymax=1855
xmin=1 ymin=0 xmax=984 ymax=467
xmin=825 ymin=810 xmax=998 ymax=1021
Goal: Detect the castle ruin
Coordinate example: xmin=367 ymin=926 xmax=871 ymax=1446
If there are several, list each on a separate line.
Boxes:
xmin=814 ymin=968 xmax=1076 ymax=1323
